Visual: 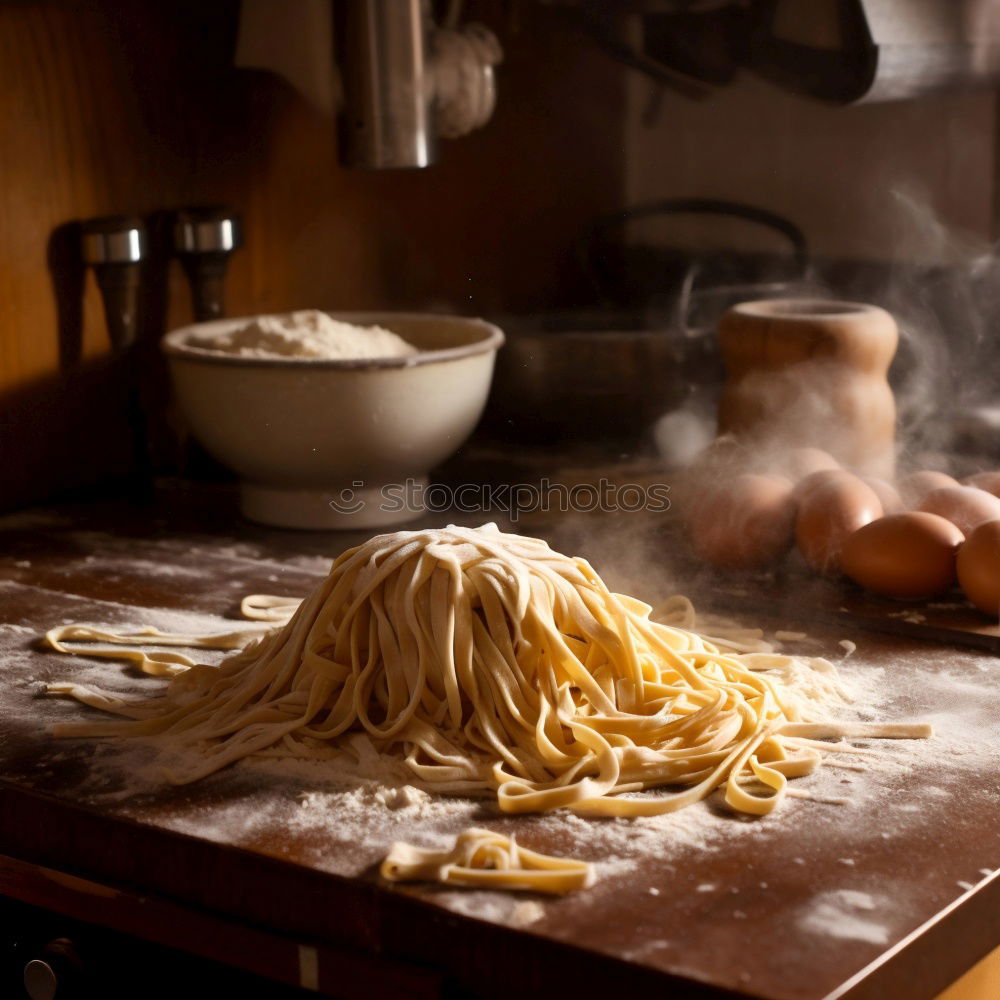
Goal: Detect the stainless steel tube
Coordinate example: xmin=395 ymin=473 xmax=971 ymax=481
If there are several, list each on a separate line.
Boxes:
xmin=334 ymin=0 xmax=436 ymax=169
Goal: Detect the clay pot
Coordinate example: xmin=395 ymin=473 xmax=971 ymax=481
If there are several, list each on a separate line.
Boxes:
xmin=717 ymin=299 xmax=898 ymax=478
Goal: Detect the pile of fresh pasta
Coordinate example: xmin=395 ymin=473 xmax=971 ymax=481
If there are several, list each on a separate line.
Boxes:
xmin=45 ymin=523 xmax=928 ymax=818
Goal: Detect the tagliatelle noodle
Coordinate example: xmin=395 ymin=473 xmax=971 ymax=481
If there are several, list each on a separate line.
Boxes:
xmin=380 ymin=827 xmax=595 ymax=893
xmin=241 ymin=594 xmax=303 ymax=623
xmin=44 ymin=524 xmax=931 ymax=816
xmin=43 ymin=598 xmax=302 ymax=682
xmin=44 ymin=624 xmax=273 ymax=677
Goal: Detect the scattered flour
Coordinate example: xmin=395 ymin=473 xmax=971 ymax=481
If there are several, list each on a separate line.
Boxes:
xmin=69 ymin=556 xmax=207 ymax=581
xmin=888 ymin=610 xmax=926 ymax=625
xmin=800 ymin=890 xmax=890 ymax=944
xmin=835 ymin=890 xmax=876 ymax=910
xmin=510 ymin=900 xmax=546 ymax=926
xmin=434 ymin=891 xmax=537 ymax=926
xmin=1 ymin=623 xmax=36 ymax=637
xmin=284 ymin=553 xmax=338 ymax=574
xmin=186 ymin=310 xmax=418 ymax=361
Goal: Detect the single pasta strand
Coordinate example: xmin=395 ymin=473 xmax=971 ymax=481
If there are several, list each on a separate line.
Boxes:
xmin=44 ymin=624 xmax=272 ymax=677
xmin=43 ymin=524 xmax=931 ymax=816
xmin=241 ymin=594 xmax=302 ymax=623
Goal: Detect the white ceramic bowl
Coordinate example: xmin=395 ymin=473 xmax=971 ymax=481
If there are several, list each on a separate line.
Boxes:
xmin=162 ymin=312 xmax=504 ymax=529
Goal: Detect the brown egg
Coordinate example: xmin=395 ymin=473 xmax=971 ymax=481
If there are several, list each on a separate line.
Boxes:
xmin=795 ymin=475 xmax=883 ymax=575
xmin=897 ymin=469 xmax=960 ymax=508
xmin=678 ymin=437 xmax=751 ymax=505
xmin=917 ymin=485 xmax=1000 ymax=537
xmin=964 ymin=470 xmax=1000 ymax=498
xmin=792 ymin=468 xmax=857 ymax=502
xmin=785 ymin=447 xmax=841 ymax=481
xmin=860 ymin=476 xmax=904 ymax=515
xmin=688 ymin=474 xmax=797 ymax=570
xmin=841 ymin=512 xmax=964 ymax=599
xmin=957 ymin=520 xmax=1000 ymax=617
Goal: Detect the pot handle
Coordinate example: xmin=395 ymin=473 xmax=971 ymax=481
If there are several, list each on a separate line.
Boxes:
xmin=579 ymin=197 xmax=809 ymax=303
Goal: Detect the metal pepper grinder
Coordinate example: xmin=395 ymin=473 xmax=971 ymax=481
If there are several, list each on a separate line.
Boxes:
xmin=80 ymin=215 xmax=152 ymax=499
xmin=79 ymin=216 xmax=146 ymax=349
xmin=173 ymin=207 xmax=242 ymax=321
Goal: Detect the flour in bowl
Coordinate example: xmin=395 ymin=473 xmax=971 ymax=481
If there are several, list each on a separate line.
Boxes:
xmin=188 ymin=310 xmax=418 ymax=360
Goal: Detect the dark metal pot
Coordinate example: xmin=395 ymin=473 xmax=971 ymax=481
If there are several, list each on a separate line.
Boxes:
xmin=485 ymin=323 xmax=689 ymax=445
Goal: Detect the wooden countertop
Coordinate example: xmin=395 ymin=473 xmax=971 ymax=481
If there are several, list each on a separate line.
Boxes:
xmin=0 ymin=484 xmax=998 ymax=999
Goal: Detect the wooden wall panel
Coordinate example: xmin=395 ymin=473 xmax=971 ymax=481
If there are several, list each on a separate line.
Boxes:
xmin=0 ymin=1 xmax=626 ymax=511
